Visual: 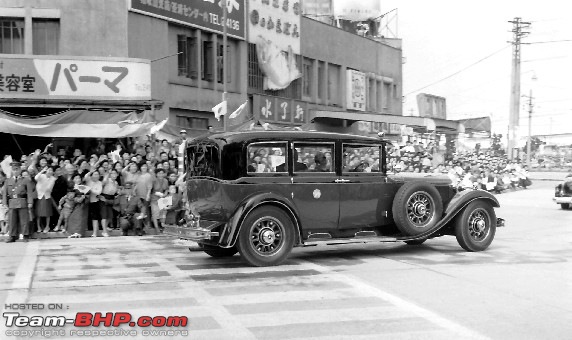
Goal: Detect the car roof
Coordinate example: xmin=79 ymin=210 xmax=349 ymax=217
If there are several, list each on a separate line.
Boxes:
xmin=194 ymin=130 xmax=386 ymax=144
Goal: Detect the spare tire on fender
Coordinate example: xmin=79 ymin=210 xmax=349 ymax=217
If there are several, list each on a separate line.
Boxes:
xmin=392 ymin=182 xmax=443 ymax=236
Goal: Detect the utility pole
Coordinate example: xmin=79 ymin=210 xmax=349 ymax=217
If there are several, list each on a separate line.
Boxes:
xmin=222 ymin=0 xmax=228 ymax=132
xmin=507 ymin=17 xmax=530 ymax=160
xmin=523 ymin=89 xmax=533 ymax=168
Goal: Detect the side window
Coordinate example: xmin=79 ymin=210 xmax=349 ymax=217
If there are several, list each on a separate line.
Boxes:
xmin=343 ymin=144 xmax=381 ymax=173
xmin=247 ymin=142 xmax=288 ymax=174
xmin=293 ymin=143 xmax=335 ymax=173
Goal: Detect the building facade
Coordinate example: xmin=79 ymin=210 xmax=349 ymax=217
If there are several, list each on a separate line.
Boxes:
xmin=0 ymin=0 xmax=409 ymax=150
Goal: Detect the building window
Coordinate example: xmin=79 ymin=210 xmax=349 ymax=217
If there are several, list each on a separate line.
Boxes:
xmin=201 ymin=40 xmax=215 ymax=81
xmin=302 ymin=58 xmax=312 ymax=97
xmin=317 ymin=62 xmax=324 ymax=100
xmin=383 ymin=82 xmax=391 ymax=110
xmin=176 ymin=115 xmax=209 ymax=130
xmin=328 ymin=63 xmax=340 ymax=105
xmin=32 ymin=19 xmax=59 ymax=55
xmin=217 ymin=43 xmax=231 ymax=84
xmin=177 ymin=34 xmax=198 ymax=78
xmin=0 ymin=18 xmax=24 ymax=54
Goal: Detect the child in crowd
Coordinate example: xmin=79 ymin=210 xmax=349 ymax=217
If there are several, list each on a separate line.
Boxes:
xmin=55 ymin=190 xmax=76 ymax=232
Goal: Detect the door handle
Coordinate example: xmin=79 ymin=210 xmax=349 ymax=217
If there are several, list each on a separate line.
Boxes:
xmin=335 ymin=179 xmax=350 ymax=183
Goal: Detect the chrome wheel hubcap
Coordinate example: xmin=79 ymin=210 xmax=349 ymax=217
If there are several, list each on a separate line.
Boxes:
xmin=250 ymin=217 xmax=284 ymax=255
xmin=407 ymin=191 xmax=435 ymax=228
xmin=468 ymin=208 xmax=490 ymax=241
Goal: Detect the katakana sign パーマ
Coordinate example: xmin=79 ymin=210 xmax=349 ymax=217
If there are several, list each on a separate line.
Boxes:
xmin=0 ymin=55 xmax=151 ymax=101
xmin=131 ymin=0 xmax=245 ymax=39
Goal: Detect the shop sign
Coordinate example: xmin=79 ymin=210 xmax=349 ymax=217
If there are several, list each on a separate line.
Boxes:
xmin=346 ymin=69 xmax=366 ymax=111
xmin=254 ymin=94 xmax=307 ymax=124
xmin=416 ymin=93 xmax=447 ymax=119
xmin=0 ymin=55 xmax=151 ymax=101
xmin=248 ymin=0 xmax=301 ymax=54
xmin=131 ymin=0 xmax=245 ymax=39
xmin=354 ymin=121 xmax=388 ymax=136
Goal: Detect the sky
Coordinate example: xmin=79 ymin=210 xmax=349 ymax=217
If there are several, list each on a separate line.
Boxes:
xmin=380 ymin=0 xmax=572 ymax=139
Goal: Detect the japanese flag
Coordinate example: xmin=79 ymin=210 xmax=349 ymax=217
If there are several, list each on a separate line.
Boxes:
xmin=229 ymin=101 xmax=248 ymax=119
xmin=1 ymin=155 xmax=13 ymax=178
xmin=212 ymin=101 xmax=227 ymax=121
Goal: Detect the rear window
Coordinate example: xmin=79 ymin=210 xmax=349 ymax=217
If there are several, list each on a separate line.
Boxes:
xmin=187 ymin=142 xmax=220 ymax=178
xmin=247 ymin=142 xmax=288 ymax=174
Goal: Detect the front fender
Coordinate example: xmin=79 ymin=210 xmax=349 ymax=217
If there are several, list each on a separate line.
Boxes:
xmin=218 ymin=192 xmax=302 ymax=248
xmin=398 ymin=189 xmax=500 ymax=241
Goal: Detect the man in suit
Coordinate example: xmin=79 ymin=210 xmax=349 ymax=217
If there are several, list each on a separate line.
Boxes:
xmin=276 ymin=149 xmax=308 ymax=173
xmin=115 ymin=181 xmax=147 ymax=236
xmin=2 ymin=161 xmax=35 ymax=243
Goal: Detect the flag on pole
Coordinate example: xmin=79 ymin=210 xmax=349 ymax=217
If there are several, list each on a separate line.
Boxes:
xmin=229 ymin=101 xmax=248 ymax=119
xmin=212 ymin=101 xmax=227 ymax=121
xmin=150 ymin=118 xmax=168 ymax=135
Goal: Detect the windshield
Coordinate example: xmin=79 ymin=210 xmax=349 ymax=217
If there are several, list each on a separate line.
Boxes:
xmin=186 ymin=141 xmax=221 ymax=178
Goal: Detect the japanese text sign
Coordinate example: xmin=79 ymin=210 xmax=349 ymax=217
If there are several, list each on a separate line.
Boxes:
xmin=131 ymin=0 xmax=245 ymax=39
xmin=346 ymin=69 xmax=366 ymax=111
xmin=0 ymin=55 xmax=151 ymax=101
xmin=249 ymin=0 xmax=301 ymax=54
xmin=254 ymin=94 xmax=307 ymax=124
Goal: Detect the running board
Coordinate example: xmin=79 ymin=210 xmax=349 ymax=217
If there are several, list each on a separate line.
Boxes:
xmin=303 ymin=236 xmax=398 ymax=246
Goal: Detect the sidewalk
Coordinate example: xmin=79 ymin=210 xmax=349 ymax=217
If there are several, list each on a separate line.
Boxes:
xmin=0 ymin=227 xmax=162 ymax=241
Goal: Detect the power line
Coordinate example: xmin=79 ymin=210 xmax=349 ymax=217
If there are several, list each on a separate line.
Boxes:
xmin=403 ymin=45 xmax=510 ymax=96
xmin=528 ymin=39 xmax=572 ymax=44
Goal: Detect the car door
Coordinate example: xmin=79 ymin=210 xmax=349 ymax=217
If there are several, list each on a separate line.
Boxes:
xmin=338 ymin=143 xmax=397 ymax=229
xmin=290 ymin=142 xmax=340 ymax=232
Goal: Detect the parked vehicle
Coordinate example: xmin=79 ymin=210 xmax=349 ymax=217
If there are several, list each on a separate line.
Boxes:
xmin=553 ymin=174 xmax=572 ymax=209
xmin=164 ymin=131 xmax=505 ymax=266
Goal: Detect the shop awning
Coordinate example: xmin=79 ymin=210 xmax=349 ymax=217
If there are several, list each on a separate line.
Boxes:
xmin=0 ymin=109 xmax=161 ymax=138
xmin=313 ymin=110 xmax=466 ymax=133
xmin=313 ymin=110 xmax=433 ymax=128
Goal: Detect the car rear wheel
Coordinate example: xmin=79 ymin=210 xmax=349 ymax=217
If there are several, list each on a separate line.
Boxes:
xmin=392 ymin=182 xmax=443 ymax=236
xmin=454 ymin=200 xmax=496 ymax=252
xmin=198 ymin=243 xmax=238 ymax=257
xmin=560 ymin=203 xmax=570 ymax=209
xmin=237 ymin=206 xmax=295 ymax=267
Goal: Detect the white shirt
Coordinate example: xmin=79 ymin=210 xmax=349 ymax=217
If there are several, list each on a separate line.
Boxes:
xmin=34 ymin=173 xmax=56 ymax=199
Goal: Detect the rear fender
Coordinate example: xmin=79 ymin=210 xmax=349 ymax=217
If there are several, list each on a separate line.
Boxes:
xmin=218 ymin=193 xmax=302 ymax=248
xmin=399 ymin=189 xmax=500 ymax=241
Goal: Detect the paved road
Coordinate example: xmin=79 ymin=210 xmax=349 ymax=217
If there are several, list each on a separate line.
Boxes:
xmin=1 ymin=181 xmax=570 ymax=339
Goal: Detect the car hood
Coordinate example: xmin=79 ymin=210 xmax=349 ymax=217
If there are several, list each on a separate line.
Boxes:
xmin=388 ymin=173 xmax=453 ymax=186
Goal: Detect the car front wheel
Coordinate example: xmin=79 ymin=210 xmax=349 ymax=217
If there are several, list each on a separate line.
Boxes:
xmin=454 ymin=200 xmax=496 ymax=252
xmin=237 ymin=206 xmax=295 ymax=267
xmin=560 ymin=203 xmax=570 ymax=210
xmin=198 ymin=243 xmax=238 ymax=257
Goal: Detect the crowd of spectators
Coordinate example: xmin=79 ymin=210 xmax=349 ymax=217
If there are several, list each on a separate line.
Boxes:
xmin=387 ymin=141 xmax=532 ymax=193
xmin=0 ymin=135 xmax=187 ymax=239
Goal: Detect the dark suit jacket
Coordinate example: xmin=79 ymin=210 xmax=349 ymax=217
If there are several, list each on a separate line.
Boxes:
xmin=276 ymin=162 xmax=308 ymax=173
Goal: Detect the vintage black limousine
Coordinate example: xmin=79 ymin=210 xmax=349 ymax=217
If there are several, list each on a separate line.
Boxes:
xmin=164 ymin=131 xmax=505 ymax=266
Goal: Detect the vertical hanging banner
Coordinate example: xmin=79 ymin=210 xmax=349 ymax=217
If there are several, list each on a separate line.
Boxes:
xmin=249 ymin=0 xmax=302 ymax=90
xmin=248 ymin=0 xmax=301 ymax=54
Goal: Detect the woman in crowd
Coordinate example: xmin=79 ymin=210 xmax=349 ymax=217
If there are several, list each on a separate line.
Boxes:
xmin=66 ymin=173 xmax=89 ymax=238
xmin=34 ymin=166 xmax=57 ymax=233
xmin=84 ymin=169 xmax=106 ymax=237
xmin=100 ymin=169 xmax=120 ymax=234
xmin=150 ymin=168 xmax=168 ymax=234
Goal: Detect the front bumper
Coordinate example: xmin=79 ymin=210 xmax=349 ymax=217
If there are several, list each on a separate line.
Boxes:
xmin=163 ymin=225 xmax=220 ymax=241
xmin=553 ymin=196 xmax=572 ymax=204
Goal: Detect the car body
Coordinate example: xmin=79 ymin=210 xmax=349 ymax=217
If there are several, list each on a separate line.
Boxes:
xmin=553 ymin=174 xmax=572 ymax=209
xmin=164 ymin=131 xmax=505 ymax=266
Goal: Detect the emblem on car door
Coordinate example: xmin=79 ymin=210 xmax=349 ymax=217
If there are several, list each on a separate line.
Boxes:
xmin=313 ymin=189 xmax=321 ymax=199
